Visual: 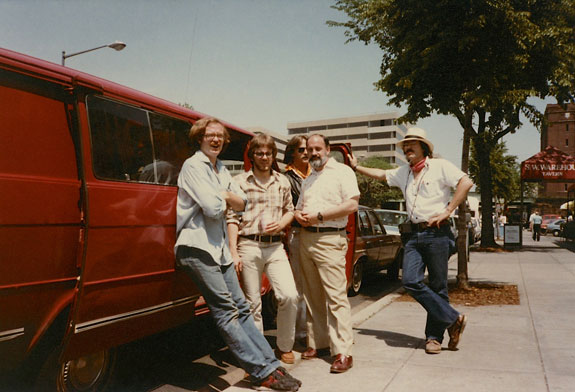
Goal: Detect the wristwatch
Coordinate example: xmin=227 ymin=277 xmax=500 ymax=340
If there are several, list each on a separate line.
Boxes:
xmin=317 ymin=211 xmax=324 ymax=222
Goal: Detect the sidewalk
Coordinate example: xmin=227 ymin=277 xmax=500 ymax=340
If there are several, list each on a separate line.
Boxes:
xmin=224 ymin=232 xmax=575 ymax=392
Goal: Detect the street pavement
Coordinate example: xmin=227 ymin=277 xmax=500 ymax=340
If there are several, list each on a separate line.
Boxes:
xmin=218 ymin=232 xmax=575 ymax=392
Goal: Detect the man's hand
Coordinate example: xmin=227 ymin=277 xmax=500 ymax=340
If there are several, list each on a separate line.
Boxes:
xmin=294 ymin=210 xmax=310 ymax=227
xmin=232 ymin=252 xmax=243 ymax=275
xmin=347 ymin=153 xmax=358 ymax=170
xmin=428 ymin=208 xmax=451 ymax=228
xmin=263 ymin=221 xmax=282 ymax=234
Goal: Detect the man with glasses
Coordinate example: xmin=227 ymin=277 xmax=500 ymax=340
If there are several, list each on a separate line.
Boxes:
xmin=228 ymin=133 xmax=299 ymax=364
xmin=283 ymin=135 xmax=311 ymax=346
xmin=176 ymin=119 xmax=301 ymax=391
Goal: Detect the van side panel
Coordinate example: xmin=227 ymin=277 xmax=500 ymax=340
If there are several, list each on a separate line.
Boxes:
xmin=0 ymin=72 xmax=80 ymax=369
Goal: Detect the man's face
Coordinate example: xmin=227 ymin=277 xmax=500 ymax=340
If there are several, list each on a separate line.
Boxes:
xmin=200 ymin=123 xmax=225 ymax=159
xmin=252 ymin=146 xmax=273 ymax=173
xmin=307 ymin=136 xmax=329 ymax=170
xmin=293 ymin=140 xmax=309 ymax=166
xmin=402 ymin=140 xmax=424 ymax=164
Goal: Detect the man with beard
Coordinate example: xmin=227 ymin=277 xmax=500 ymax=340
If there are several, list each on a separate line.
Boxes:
xmin=349 ymin=127 xmax=473 ymax=355
xmin=227 ymin=133 xmax=299 ymax=364
xmin=294 ymin=134 xmax=359 ymax=373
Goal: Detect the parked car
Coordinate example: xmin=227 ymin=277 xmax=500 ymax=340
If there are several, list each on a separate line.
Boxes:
xmin=373 ymin=209 xmax=407 ymax=235
xmin=540 ymin=214 xmax=561 ymax=234
xmin=546 ymin=219 xmax=566 ymax=237
xmin=349 ymin=206 xmax=403 ymax=295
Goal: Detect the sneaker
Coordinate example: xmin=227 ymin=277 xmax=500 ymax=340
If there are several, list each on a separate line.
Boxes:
xmin=275 ymin=349 xmax=295 ymax=364
xmin=425 ymin=339 xmax=442 ymax=354
xmin=447 ymin=314 xmax=467 ymax=350
xmin=276 ymin=367 xmax=302 ymax=387
xmin=252 ymin=369 xmax=300 ymax=391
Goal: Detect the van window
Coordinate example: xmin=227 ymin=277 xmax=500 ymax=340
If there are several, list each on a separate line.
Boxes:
xmin=87 ymin=96 xmax=191 ymax=185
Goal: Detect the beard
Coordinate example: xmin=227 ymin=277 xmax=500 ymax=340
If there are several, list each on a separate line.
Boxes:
xmin=309 ymin=155 xmax=328 ymax=170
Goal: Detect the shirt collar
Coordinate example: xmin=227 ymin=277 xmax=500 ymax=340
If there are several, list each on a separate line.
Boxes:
xmin=195 ymin=150 xmax=223 ymax=171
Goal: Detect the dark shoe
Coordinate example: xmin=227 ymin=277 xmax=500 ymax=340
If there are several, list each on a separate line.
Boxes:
xmin=276 ymin=367 xmax=302 ymax=387
xmin=425 ymin=339 xmax=442 ymax=354
xmin=275 ymin=349 xmax=295 ymax=364
xmin=330 ymin=354 xmax=353 ymax=373
xmin=301 ymin=347 xmax=329 ymax=360
xmin=447 ymin=314 xmax=467 ymax=350
xmin=252 ymin=369 xmax=300 ymax=391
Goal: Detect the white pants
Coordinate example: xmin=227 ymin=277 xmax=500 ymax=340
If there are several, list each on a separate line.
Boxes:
xmin=238 ymin=238 xmax=298 ymax=352
xmin=300 ymin=230 xmax=353 ymax=356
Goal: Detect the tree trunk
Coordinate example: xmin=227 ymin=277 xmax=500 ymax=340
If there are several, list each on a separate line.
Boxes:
xmin=476 ymin=136 xmax=498 ymax=247
xmin=456 ymin=116 xmax=472 ymax=288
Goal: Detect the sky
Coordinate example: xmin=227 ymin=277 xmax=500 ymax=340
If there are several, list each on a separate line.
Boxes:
xmin=0 ymin=0 xmax=555 ymax=168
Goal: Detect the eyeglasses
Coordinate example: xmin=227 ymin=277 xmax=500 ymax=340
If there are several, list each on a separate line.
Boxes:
xmin=254 ymin=151 xmax=273 ymax=158
xmin=297 ymin=147 xmax=306 ymax=153
xmin=204 ymin=133 xmax=224 ymax=141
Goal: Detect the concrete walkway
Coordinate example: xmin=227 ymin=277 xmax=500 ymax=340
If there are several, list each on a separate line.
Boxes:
xmin=223 ymin=232 xmax=575 ymax=392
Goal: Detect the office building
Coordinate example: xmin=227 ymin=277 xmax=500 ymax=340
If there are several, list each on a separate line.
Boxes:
xmin=287 ymin=112 xmax=408 ymax=165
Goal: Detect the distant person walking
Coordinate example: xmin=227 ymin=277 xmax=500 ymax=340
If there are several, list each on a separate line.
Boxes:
xmin=350 ymin=127 xmax=473 ymax=355
xmin=529 ymin=210 xmax=543 ymax=241
xmin=175 ymin=118 xmax=301 ymax=391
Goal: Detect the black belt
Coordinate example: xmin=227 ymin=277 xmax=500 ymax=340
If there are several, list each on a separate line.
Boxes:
xmin=409 ymin=221 xmax=449 ymax=232
xmin=303 ymin=226 xmax=346 ymax=233
xmin=241 ymin=234 xmax=283 ymax=243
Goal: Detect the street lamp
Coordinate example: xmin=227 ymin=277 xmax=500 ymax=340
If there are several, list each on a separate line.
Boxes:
xmin=61 ymin=41 xmax=126 ymax=66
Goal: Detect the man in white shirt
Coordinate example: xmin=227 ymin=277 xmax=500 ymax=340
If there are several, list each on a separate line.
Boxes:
xmin=529 ymin=210 xmax=543 ymax=241
xmin=350 ymin=127 xmax=473 ymax=355
xmin=294 ymin=134 xmax=359 ymax=373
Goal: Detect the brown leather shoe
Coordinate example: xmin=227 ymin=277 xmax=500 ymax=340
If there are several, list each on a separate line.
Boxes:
xmin=330 ymin=354 xmax=353 ymax=373
xmin=301 ymin=347 xmax=330 ymax=360
xmin=275 ymin=349 xmax=295 ymax=364
xmin=447 ymin=314 xmax=467 ymax=350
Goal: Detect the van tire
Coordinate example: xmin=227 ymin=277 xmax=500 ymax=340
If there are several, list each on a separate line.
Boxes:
xmin=36 ymin=348 xmax=117 ymax=392
xmin=348 ymin=260 xmax=363 ymax=296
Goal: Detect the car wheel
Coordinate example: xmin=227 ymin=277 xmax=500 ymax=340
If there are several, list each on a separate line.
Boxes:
xmin=553 ymin=230 xmax=560 ymax=237
xmin=348 ymin=260 xmax=363 ymax=296
xmin=36 ymin=348 xmax=117 ymax=392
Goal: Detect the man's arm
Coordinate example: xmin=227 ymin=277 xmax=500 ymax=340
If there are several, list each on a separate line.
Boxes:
xmin=348 ymin=153 xmax=387 ymax=182
xmin=428 ymin=175 xmax=474 ymax=227
xmin=227 ymin=222 xmax=242 ymax=274
xmin=302 ymin=196 xmax=360 ymax=227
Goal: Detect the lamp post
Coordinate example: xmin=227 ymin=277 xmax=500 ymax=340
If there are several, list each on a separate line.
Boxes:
xmin=61 ymin=41 xmax=126 ymax=66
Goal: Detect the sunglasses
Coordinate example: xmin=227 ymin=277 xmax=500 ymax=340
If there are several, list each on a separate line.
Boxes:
xmin=297 ymin=147 xmax=306 ymax=153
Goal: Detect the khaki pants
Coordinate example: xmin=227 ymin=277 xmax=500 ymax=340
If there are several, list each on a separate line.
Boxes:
xmin=300 ymin=230 xmax=353 ymax=356
xmin=238 ymin=238 xmax=298 ymax=352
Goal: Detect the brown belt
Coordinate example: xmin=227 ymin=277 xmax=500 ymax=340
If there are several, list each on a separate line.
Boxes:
xmin=241 ymin=234 xmax=282 ymax=243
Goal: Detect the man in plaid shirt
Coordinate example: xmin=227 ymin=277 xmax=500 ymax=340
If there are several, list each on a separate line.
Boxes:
xmin=227 ymin=133 xmax=299 ymax=364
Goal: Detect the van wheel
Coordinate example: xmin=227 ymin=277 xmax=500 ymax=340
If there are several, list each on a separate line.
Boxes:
xmin=553 ymin=230 xmax=561 ymax=237
xmin=37 ymin=348 xmax=117 ymax=392
xmin=348 ymin=261 xmax=363 ymax=296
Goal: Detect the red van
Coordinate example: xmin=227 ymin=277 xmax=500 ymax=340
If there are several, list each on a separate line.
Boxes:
xmin=0 ymin=48 xmax=255 ymax=390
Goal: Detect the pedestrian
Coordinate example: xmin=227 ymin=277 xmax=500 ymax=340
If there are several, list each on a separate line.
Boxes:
xmin=227 ymin=133 xmax=299 ymax=365
xmin=529 ymin=210 xmax=542 ymax=241
xmin=349 ymin=127 xmax=473 ymax=355
xmin=499 ymin=214 xmax=507 ymax=238
xmin=283 ymin=135 xmax=311 ymax=346
xmin=175 ymin=118 xmax=301 ymax=391
xmin=294 ymin=134 xmax=359 ymax=373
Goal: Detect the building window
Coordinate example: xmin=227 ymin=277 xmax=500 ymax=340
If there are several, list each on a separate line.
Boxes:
xmin=352 ymin=145 xmax=368 ymax=151
xmin=566 ymin=138 xmax=569 ymax=146
xmin=348 ymin=121 xmax=368 ymax=128
xmin=347 ymin=133 xmax=368 ymax=140
xmin=288 ymin=127 xmax=308 ymax=134
xmin=308 ymin=125 xmax=327 ymax=132
xmin=368 ymin=144 xmax=392 ymax=152
xmin=368 ymin=131 xmax=393 ymax=139
xmin=327 ymin=123 xmax=347 ymax=130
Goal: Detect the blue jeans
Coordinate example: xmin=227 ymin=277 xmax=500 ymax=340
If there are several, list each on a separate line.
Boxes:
xmin=176 ymin=246 xmax=279 ymax=380
xmin=401 ymin=226 xmax=459 ymax=342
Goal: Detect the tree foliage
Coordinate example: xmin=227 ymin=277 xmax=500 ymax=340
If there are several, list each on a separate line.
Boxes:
xmin=329 ymin=0 xmax=575 ymax=249
xmin=356 ymin=156 xmax=403 ymax=207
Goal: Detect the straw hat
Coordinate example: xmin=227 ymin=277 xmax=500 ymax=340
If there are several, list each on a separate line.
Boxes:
xmin=397 ymin=127 xmax=434 ymax=153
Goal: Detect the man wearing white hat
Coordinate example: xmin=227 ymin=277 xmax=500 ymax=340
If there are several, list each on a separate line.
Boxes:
xmin=349 ymin=127 xmax=473 ymax=354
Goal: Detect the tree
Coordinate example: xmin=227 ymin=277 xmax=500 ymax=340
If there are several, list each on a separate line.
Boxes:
xmin=356 ymin=156 xmax=403 ymax=207
xmin=329 ymin=0 xmax=575 ymax=287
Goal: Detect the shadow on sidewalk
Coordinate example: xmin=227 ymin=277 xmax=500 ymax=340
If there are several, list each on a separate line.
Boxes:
xmin=355 ymin=328 xmax=423 ymax=349
xmin=555 ymin=239 xmax=575 ymax=253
